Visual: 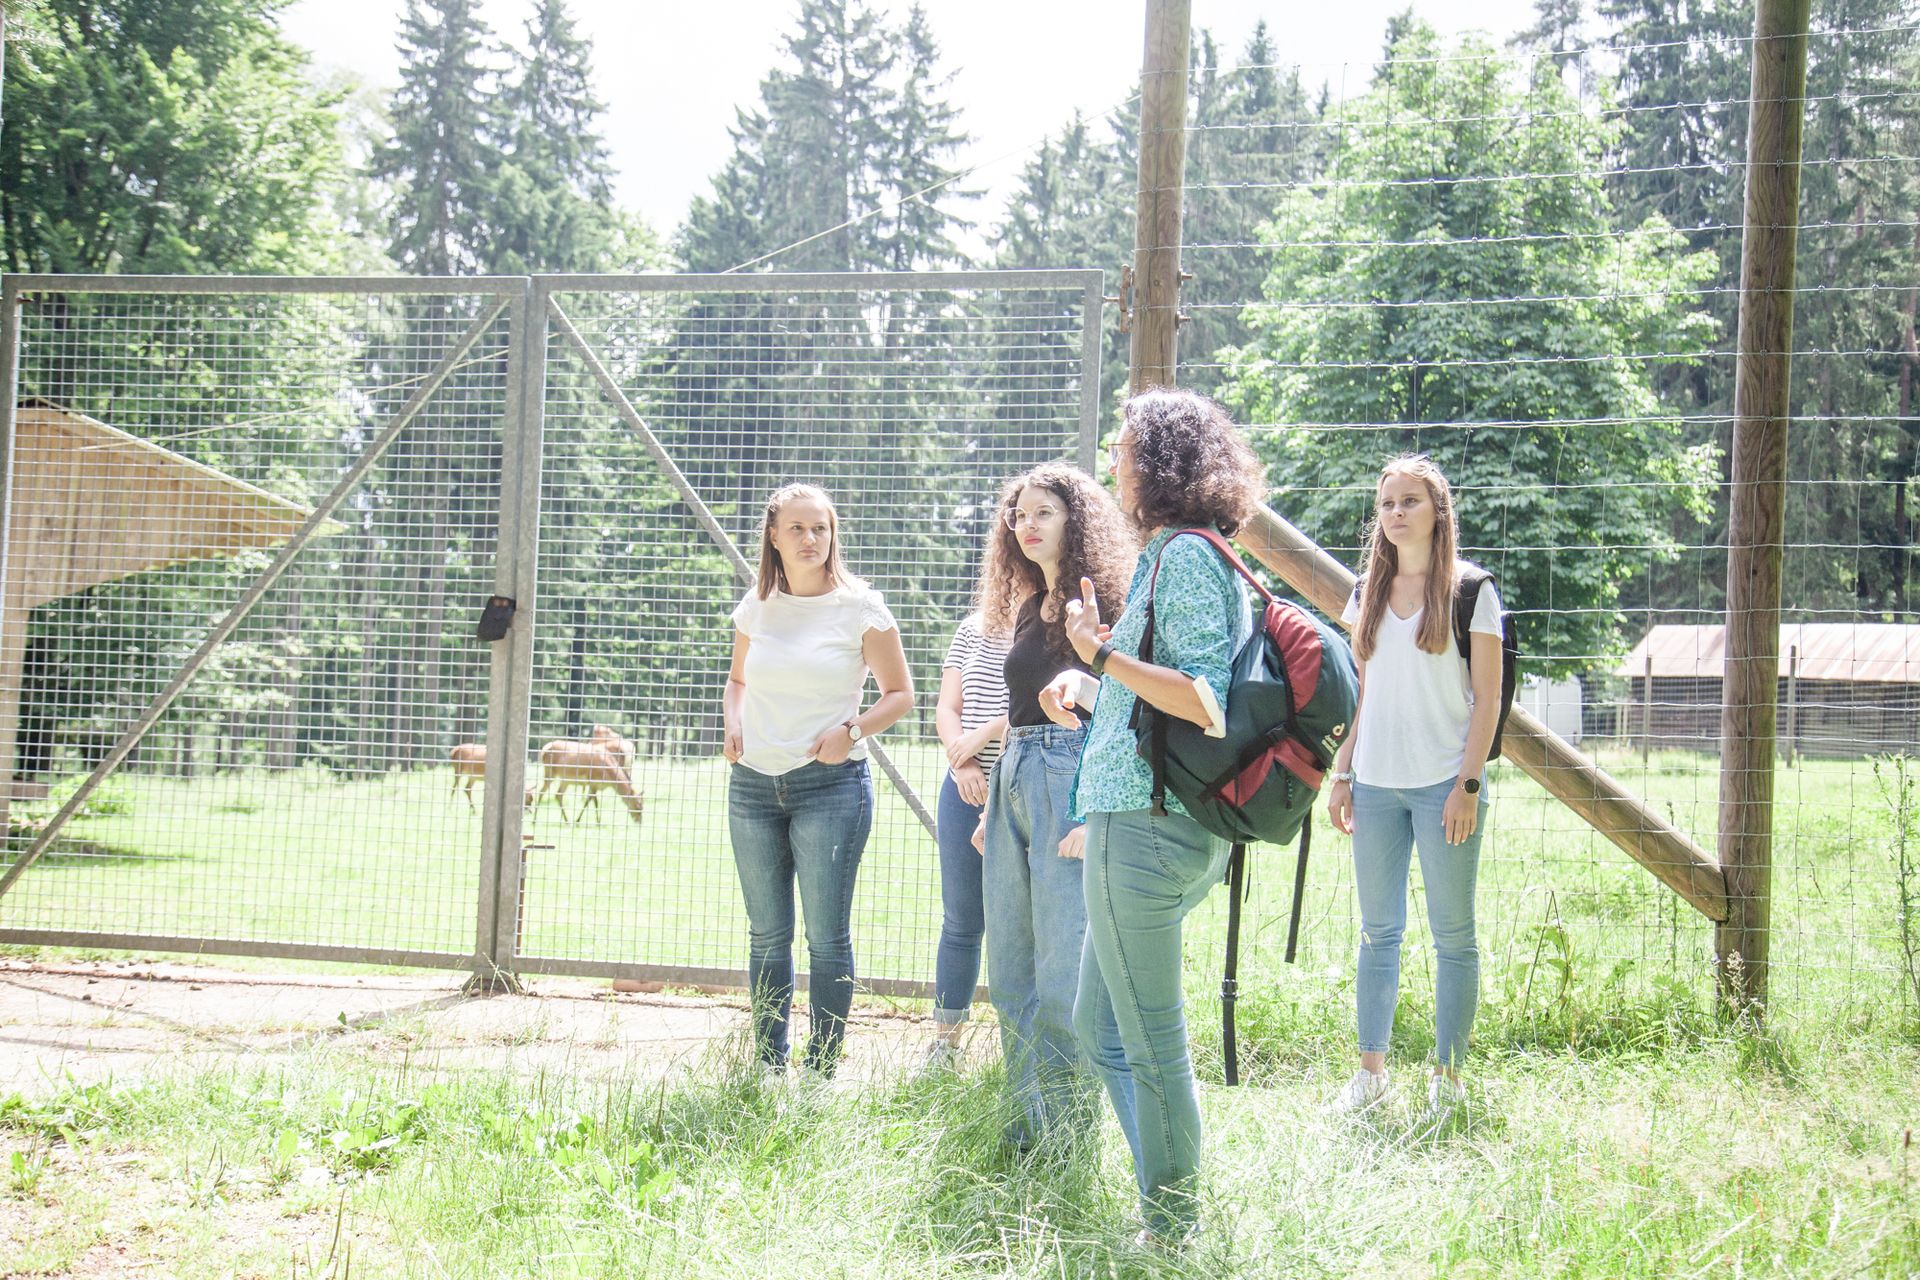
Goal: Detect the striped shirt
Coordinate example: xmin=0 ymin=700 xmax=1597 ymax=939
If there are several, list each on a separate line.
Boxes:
xmin=943 ymin=612 xmax=1012 ymax=771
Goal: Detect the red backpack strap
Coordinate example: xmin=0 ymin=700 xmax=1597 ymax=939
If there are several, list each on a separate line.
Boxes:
xmin=1149 ymin=527 xmax=1275 ymax=607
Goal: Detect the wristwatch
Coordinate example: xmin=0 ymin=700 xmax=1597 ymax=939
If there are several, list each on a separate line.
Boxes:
xmin=1091 ymin=641 xmax=1114 ymax=676
xmin=845 ymin=720 xmax=864 ymax=744
xmin=1331 ymin=770 xmax=1354 ymax=784
xmin=1460 ymin=776 xmax=1481 ymax=795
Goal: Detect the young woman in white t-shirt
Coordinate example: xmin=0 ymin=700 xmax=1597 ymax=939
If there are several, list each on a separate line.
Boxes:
xmin=1325 ymin=455 xmax=1504 ymax=1122
xmin=723 ymin=483 xmax=914 ymax=1078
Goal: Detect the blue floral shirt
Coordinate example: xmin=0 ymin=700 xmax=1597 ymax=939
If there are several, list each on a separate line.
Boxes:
xmin=1072 ymin=528 xmax=1251 ymax=819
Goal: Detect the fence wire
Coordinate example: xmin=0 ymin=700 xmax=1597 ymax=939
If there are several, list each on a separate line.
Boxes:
xmin=513 ymin=275 xmax=1098 ymax=991
xmin=0 ymin=281 xmax=518 ymax=965
xmin=1171 ymin=18 xmax=1920 ymax=1022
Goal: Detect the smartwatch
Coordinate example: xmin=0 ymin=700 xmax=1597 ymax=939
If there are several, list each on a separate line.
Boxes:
xmin=845 ymin=720 xmax=864 ymax=744
xmin=1460 ymin=776 xmax=1481 ymax=795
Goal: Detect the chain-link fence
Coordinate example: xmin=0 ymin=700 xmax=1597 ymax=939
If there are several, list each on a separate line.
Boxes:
xmin=0 ymin=270 xmax=1102 ymax=996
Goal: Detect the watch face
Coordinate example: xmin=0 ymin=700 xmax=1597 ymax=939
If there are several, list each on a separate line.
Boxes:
xmin=1462 ymin=777 xmax=1481 ymax=794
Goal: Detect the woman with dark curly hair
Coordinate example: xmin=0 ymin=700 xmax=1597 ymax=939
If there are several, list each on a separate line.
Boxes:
xmin=1041 ymin=389 xmax=1267 ymax=1245
xmin=969 ymin=463 xmax=1134 ymax=1147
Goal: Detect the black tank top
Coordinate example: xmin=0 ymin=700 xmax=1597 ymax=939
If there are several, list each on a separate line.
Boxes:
xmin=1003 ymin=592 xmax=1092 ymax=728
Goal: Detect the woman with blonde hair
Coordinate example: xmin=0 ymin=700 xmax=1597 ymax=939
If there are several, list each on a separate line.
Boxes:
xmin=723 ymin=483 xmax=914 ymax=1078
xmin=1325 ymin=454 xmax=1504 ymax=1121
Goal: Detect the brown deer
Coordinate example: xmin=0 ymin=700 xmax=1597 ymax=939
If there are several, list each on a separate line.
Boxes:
xmin=534 ymin=735 xmax=644 ymax=823
xmin=448 ymin=743 xmax=537 ymax=812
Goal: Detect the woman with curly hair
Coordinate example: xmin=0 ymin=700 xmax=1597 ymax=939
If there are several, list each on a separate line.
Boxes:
xmin=1043 ymin=390 xmax=1267 ymax=1245
xmin=971 ymin=463 xmax=1133 ymax=1147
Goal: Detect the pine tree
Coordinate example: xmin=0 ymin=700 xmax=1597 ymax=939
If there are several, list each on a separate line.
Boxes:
xmin=491 ymin=0 xmax=617 ymax=274
xmin=370 ymin=0 xmax=500 ymax=275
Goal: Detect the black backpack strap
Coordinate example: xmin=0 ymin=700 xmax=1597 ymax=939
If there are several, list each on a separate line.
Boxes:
xmin=1453 ymin=568 xmax=1492 ymax=662
xmin=1286 ymin=817 xmax=1310 ymax=964
xmin=1222 ymin=842 xmax=1246 ymax=1086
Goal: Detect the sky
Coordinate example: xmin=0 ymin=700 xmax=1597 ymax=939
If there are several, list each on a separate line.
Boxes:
xmin=282 ymin=0 xmax=1547 ymax=249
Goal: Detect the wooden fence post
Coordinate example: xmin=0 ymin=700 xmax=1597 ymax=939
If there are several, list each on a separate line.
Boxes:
xmin=1719 ymin=0 xmax=1811 ymax=1013
xmin=1129 ymin=0 xmax=1191 ymax=394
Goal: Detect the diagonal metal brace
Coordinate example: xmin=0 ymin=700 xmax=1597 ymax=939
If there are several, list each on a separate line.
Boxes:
xmin=0 ymin=295 xmax=515 ymax=901
xmin=547 ymin=296 xmax=939 ymax=840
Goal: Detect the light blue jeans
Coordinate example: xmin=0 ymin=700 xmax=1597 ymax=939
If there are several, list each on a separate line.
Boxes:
xmin=1072 ymin=805 xmax=1230 ymax=1239
xmin=1351 ymin=778 xmax=1487 ymax=1069
xmin=982 ymin=723 xmax=1089 ymax=1144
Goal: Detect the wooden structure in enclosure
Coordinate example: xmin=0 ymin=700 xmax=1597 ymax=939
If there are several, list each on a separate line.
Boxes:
xmin=1617 ymin=624 xmax=1920 ymax=758
xmin=0 ymin=402 xmax=324 ymax=828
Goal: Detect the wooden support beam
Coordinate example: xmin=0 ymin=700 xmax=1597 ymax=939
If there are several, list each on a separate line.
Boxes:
xmin=1128 ymin=0 xmax=1190 ymax=394
xmin=1718 ymin=0 xmax=1811 ymax=1010
xmin=1237 ymin=505 xmax=1729 ymax=922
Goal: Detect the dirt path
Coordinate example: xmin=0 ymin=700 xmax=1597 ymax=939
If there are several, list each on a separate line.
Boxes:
xmin=0 ymin=959 xmax=947 ymax=1097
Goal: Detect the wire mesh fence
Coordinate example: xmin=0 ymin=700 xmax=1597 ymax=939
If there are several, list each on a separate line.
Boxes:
xmin=513 ymin=272 xmax=1099 ymax=991
xmin=0 ymin=270 xmax=1102 ymax=995
xmin=0 ymin=277 xmax=522 ymax=965
xmin=1169 ymin=18 xmax=1920 ymax=1020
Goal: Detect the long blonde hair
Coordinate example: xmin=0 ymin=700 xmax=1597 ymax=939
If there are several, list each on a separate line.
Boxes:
xmin=754 ymin=483 xmax=854 ymax=599
xmin=1353 ymin=455 xmax=1460 ymax=661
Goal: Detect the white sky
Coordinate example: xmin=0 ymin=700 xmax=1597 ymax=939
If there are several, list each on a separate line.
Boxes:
xmin=282 ymin=0 xmax=1547 ymax=250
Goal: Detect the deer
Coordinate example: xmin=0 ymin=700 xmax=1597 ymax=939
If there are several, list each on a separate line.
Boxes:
xmin=534 ymin=730 xmax=644 ymax=824
xmin=448 ymin=743 xmax=537 ymax=812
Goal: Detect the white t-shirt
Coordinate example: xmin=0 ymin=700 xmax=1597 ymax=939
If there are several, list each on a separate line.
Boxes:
xmin=731 ymin=581 xmax=898 ymax=776
xmin=1340 ymin=568 xmax=1504 ymax=789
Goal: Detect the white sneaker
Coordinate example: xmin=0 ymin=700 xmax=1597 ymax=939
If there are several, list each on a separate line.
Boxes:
xmin=1425 ymin=1074 xmax=1467 ymax=1122
xmin=1330 ymin=1067 xmax=1391 ymax=1114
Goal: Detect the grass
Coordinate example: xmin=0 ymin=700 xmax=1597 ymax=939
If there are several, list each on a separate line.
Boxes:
xmin=1 ymin=1004 xmax=1915 ymax=1278
xmin=3 ymin=746 xmax=1918 ymax=1274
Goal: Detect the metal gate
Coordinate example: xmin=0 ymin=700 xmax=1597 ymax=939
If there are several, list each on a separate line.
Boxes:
xmin=0 ymin=269 xmax=1103 ymax=997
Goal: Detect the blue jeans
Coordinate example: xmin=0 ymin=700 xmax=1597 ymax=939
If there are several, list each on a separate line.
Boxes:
xmin=1073 ymin=806 xmax=1230 ymax=1238
xmin=728 ymin=759 xmax=874 ymax=1073
xmin=1351 ymin=779 xmax=1487 ymax=1069
xmin=983 ymin=723 xmax=1090 ymax=1142
xmin=933 ymin=771 xmax=985 ymax=1025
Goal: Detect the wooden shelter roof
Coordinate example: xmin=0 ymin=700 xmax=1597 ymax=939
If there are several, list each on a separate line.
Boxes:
xmin=6 ymin=403 xmax=334 ymax=611
xmin=1616 ymin=623 xmax=1920 ymax=684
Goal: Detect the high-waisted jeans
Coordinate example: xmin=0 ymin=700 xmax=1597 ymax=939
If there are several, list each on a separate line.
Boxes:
xmin=1351 ymin=778 xmax=1487 ymax=1069
xmin=982 ymin=723 xmax=1089 ymax=1143
xmin=727 ymin=758 xmax=874 ymax=1073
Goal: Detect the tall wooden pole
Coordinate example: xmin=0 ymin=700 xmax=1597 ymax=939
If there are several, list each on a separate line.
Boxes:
xmin=1129 ymin=0 xmax=1190 ymax=394
xmin=1718 ymin=0 xmax=1810 ymax=1012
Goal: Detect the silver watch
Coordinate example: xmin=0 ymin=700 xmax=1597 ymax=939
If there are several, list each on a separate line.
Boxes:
xmin=1332 ymin=770 xmax=1354 ymax=784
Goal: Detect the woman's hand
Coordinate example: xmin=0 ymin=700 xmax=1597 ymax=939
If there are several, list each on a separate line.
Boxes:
xmin=1443 ymin=781 xmax=1480 ymax=845
xmin=1057 ymin=826 xmax=1087 ymax=860
xmin=1326 ymin=778 xmax=1353 ymax=835
xmin=1063 ymin=576 xmax=1104 ymax=664
xmin=1038 ymin=674 xmax=1085 ymax=728
xmin=971 ymin=813 xmax=986 ymax=855
xmin=808 ymin=723 xmax=854 ymax=766
xmin=723 ymin=723 xmax=744 ymax=764
xmin=952 ymin=760 xmax=988 ymax=806
xmin=945 ymin=724 xmax=992 ymax=770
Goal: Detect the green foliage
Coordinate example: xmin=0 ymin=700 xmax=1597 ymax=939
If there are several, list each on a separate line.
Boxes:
xmin=1 ymin=0 xmax=349 ymax=274
xmin=1219 ymin=22 xmax=1721 ymax=668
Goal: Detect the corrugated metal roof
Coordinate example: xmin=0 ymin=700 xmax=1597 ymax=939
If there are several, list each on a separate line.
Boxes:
xmin=1615 ymin=624 xmax=1920 ymax=683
